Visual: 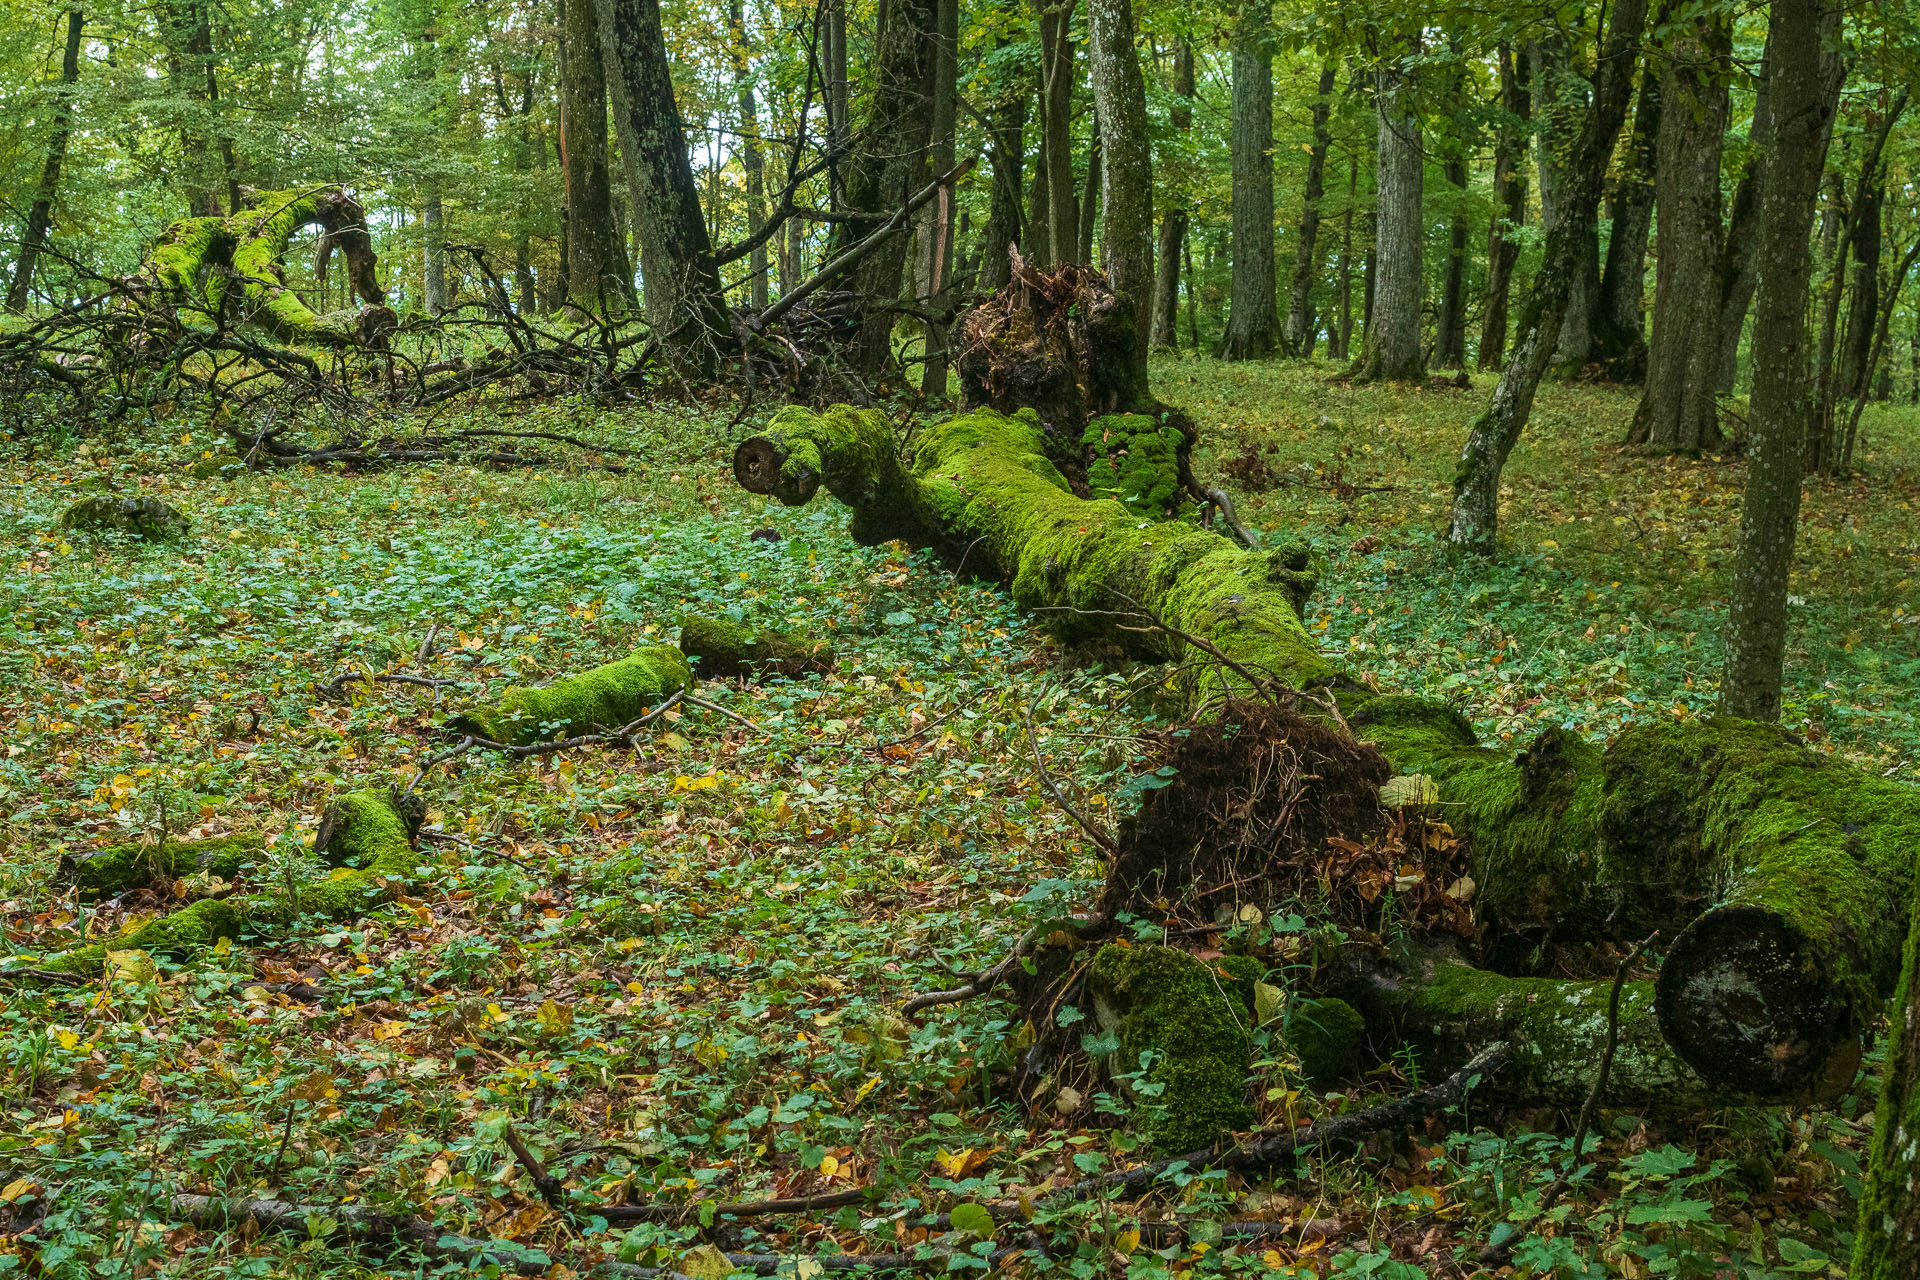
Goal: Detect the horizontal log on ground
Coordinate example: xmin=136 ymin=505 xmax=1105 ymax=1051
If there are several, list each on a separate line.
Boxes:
xmin=679 ymin=616 xmax=835 ymax=680
xmin=64 ymin=833 xmax=265 ymax=898
xmin=446 ymin=645 xmax=692 ymax=746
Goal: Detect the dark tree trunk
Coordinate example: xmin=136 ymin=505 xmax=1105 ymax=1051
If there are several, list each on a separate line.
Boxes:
xmin=1354 ymin=42 xmax=1424 ymax=381
xmin=1218 ymin=0 xmax=1277 ymax=359
xmin=980 ymin=40 xmax=1029 ymax=292
xmin=562 ymin=0 xmax=633 ymax=309
xmin=1087 ymin=0 xmax=1153 ymax=368
xmin=1715 ymin=40 xmax=1774 ymax=392
xmin=598 ymin=0 xmax=729 ymax=367
xmin=1835 ymin=178 xmax=1882 ymax=402
xmin=1718 ymin=0 xmax=1845 ymax=721
xmin=1433 ymin=156 xmax=1469 ymax=368
xmin=6 ymin=6 xmax=83 ymax=312
xmin=1027 ymin=96 xmax=1051 ymax=271
xmin=1284 ymin=58 xmax=1339 ymax=357
xmin=1448 ymin=0 xmax=1649 ymax=552
xmin=162 ymin=0 xmax=221 ymax=217
xmin=919 ymin=0 xmax=960 ymax=399
xmin=1038 ymin=0 xmax=1079 ymax=268
xmin=1629 ymin=14 xmax=1730 ymax=451
xmin=1479 ymin=44 xmax=1529 ymax=371
xmin=1151 ymin=39 xmax=1195 ymax=351
xmin=824 ymin=0 xmax=849 ymax=207
xmin=727 ymin=0 xmax=768 ymax=311
xmin=1594 ymin=46 xmax=1661 ymax=374
xmin=1078 ymin=138 xmax=1101 ymax=266
xmin=1532 ymin=38 xmax=1600 ymax=372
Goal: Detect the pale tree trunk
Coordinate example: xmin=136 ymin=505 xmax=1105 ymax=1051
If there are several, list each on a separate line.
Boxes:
xmin=1086 ymin=0 xmax=1152 ymax=367
xmin=1479 ymin=44 xmax=1529 ymax=371
xmin=1331 ymin=155 xmax=1356 ymax=360
xmin=1038 ymin=0 xmax=1078 ymax=268
xmin=1715 ymin=41 xmax=1773 ymax=391
xmin=1594 ymin=49 xmax=1661 ymax=371
xmin=727 ymin=0 xmax=768 ymax=311
xmin=979 ymin=38 xmax=1028 ymax=292
xmin=423 ymin=196 xmax=448 ymax=314
xmin=7 ymin=6 xmax=84 ymax=313
xmin=562 ymin=0 xmax=632 ymax=309
xmin=1354 ymin=42 xmax=1424 ymax=382
xmin=1630 ymin=14 xmax=1730 ymax=450
xmin=1151 ymin=39 xmax=1194 ymax=350
xmin=1078 ymin=139 xmax=1100 ymax=266
xmin=1448 ymin=0 xmax=1649 ymax=553
xmin=598 ymin=0 xmax=729 ymax=368
xmin=1284 ymin=58 xmax=1338 ymax=357
xmin=1218 ymin=0 xmax=1277 ymax=360
xmin=1718 ymin=0 xmax=1845 ymax=721
xmin=919 ymin=0 xmax=960 ymax=398
xmin=824 ymin=0 xmax=848 ymax=207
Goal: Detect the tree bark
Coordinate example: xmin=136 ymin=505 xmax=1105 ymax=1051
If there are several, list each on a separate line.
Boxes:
xmin=1150 ymin=39 xmax=1194 ymax=351
xmin=1087 ymin=0 xmax=1152 ymax=368
xmin=1077 ymin=139 xmax=1100 ymax=267
xmin=1718 ymin=0 xmax=1845 ymax=721
xmin=727 ymin=0 xmax=768 ymax=311
xmin=1629 ymin=14 xmax=1730 ymax=451
xmin=1433 ymin=156 xmax=1469 ymax=369
xmin=1478 ymin=45 xmax=1529 ymax=371
xmin=6 ymin=6 xmax=84 ymax=313
xmin=918 ymin=0 xmax=960 ymax=399
xmin=1353 ymin=43 xmax=1424 ymax=381
xmin=980 ymin=40 xmax=1029 ymax=292
xmin=1283 ymin=58 xmax=1338 ymax=357
xmin=1218 ymin=0 xmax=1277 ymax=360
xmin=422 ymin=196 xmax=449 ymax=313
xmin=161 ymin=0 xmax=221 ymax=217
xmin=1714 ymin=40 xmax=1774 ymax=392
xmin=1448 ymin=0 xmax=1648 ymax=552
xmin=598 ymin=0 xmax=729 ymax=369
xmin=1038 ymin=0 xmax=1079 ymax=268
xmin=1531 ymin=38 xmax=1600 ymax=372
xmin=562 ymin=0 xmax=632 ymax=310
xmin=824 ymin=0 xmax=849 ymax=208
xmin=1331 ymin=156 xmax=1357 ymax=361
xmin=1593 ymin=46 xmax=1661 ymax=374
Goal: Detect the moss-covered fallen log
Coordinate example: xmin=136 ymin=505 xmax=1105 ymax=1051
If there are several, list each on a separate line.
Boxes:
xmin=446 ymin=645 xmax=692 ymax=746
xmin=64 ymin=833 xmax=264 ymax=898
xmin=678 ymin=617 xmax=834 ymax=680
xmin=38 ymin=789 xmax=419 ymax=975
xmin=1853 ymin=861 xmax=1920 ymax=1280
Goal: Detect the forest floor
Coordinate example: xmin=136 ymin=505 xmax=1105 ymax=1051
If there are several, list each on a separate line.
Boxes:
xmin=1 ymin=358 xmax=1913 ymax=1278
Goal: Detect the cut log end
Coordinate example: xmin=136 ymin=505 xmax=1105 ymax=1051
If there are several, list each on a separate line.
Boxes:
xmin=1655 ymin=904 xmax=1859 ymax=1097
xmin=733 ymin=437 xmax=816 ymax=504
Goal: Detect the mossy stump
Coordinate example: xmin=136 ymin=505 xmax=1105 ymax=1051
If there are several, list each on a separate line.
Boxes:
xmin=447 ymin=645 xmax=692 ymax=746
xmin=679 ymin=616 xmax=834 ymax=680
xmin=60 ymin=496 xmax=188 ymax=541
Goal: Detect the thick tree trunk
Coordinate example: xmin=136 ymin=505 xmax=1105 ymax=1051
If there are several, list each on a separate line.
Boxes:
xmin=1719 ymin=7 xmax=1845 ymax=721
xmin=1448 ymin=0 xmax=1648 ymax=552
xmin=727 ymin=0 xmax=768 ymax=311
xmin=7 ymin=6 xmax=83 ymax=313
xmin=1593 ymin=51 xmax=1661 ymax=375
xmin=1353 ymin=47 xmax=1424 ymax=382
xmin=561 ymin=0 xmax=632 ymax=309
xmin=598 ymin=0 xmax=729 ymax=369
xmin=1086 ymin=0 xmax=1152 ymax=369
xmin=1478 ymin=45 xmax=1529 ymax=372
xmin=1629 ymin=15 xmax=1729 ymax=451
xmin=1218 ymin=0 xmax=1277 ymax=360
xmin=1150 ymin=39 xmax=1195 ymax=351
xmin=918 ymin=0 xmax=960 ymax=399
xmin=1715 ymin=43 xmax=1774 ymax=392
xmin=1531 ymin=38 xmax=1600 ymax=372
xmin=1283 ymin=59 xmax=1339 ymax=357
xmin=979 ymin=42 xmax=1029 ymax=292
xmin=1038 ymin=0 xmax=1079 ymax=268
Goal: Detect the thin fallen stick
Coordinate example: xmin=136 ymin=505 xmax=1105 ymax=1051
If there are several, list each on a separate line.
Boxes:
xmin=501 ymin=1123 xmax=572 ymax=1215
xmin=1021 ymin=701 xmax=1117 ymax=854
xmin=599 ymin=1186 xmax=871 ymax=1224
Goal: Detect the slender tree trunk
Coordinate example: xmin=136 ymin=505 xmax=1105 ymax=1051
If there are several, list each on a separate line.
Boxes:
xmin=1355 ymin=41 xmax=1425 ymax=381
xmin=1531 ymin=38 xmax=1599 ymax=372
xmin=1218 ymin=0 xmax=1277 ymax=360
xmin=1433 ymin=156 xmax=1469 ymax=368
xmin=1715 ymin=39 xmax=1774 ymax=391
xmin=1038 ymin=0 xmax=1079 ymax=268
xmin=1183 ymin=235 xmax=1198 ymax=350
xmin=1151 ymin=39 xmax=1194 ymax=350
xmin=1447 ymin=0 xmax=1649 ymax=552
xmin=1086 ymin=0 xmax=1152 ymax=367
xmin=980 ymin=40 xmax=1029 ymax=292
xmin=1836 ymin=178 xmax=1882 ymax=402
xmin=919 ymin=0 xmax=960 ymax=398
xmin=727 ymin=0 xmax=768 ymax=310
xmin=1479 ymin=44 xmax=1529 ymax=371
xmin=1332 ymin=155 xmax=1357 ymax=361
xmin=6 ymin=6 xmax=84 ymax=313
xmin=1594 ymin=45 xmax=1661 ymax=373
xmin=824 ymin=0 xmax=849 ymax=207
xmin=1284 ymin=58 xmax=1338 ymax=357
xmin=1028 ymin=110 xmax=1051 ymax=268
xmin=1078 ymin=138 xmax=1100 ymax=266
xmin=422 ymin=196 xmax=448 ymax=313
xmin=562 ymin=0 xmax=631 ymax=309
xmin=598 ymin=0 xmax=729 ymax=367
xmin=1630 ymin=14 xmax=1730 ymax=450
xmin=1718 ymin=0 xmax=1845 ymax=721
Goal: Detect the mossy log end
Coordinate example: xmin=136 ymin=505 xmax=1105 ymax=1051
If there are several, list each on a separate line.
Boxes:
xmin=734 ymin=405 xmax=1330 ymax=703
xmin=142 ymin=186 xmax=395 ymax=349
xmin=446 ymin=645 xmax=693 ymax=746
xmin=38 ymin=790 xmax=419 ymax=975
xmin=64 ymin=833 xmax=265 ymax=898
xmin=678 ymin=617 xmax=834 ymax=680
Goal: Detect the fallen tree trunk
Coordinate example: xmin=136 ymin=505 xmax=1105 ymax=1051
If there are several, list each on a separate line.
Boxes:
xmin=678 ymin=617 xmax=834 ymax=680
xmin=64 ymin=833 xmax=264 ymax=898
xmin=446 ymin=645 xmax=692 ymax=746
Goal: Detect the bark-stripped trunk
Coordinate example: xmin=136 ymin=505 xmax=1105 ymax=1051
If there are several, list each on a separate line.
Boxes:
xmin=1038 ymin=0 xmax=1078 ymax=268
xmin=1353 ymin=43 xmax=1424 ymax=381
xmin=1448 ymin=0 xmax=1648 ymax=552
xmin=1218 ymin=0 xmax=1277 ymax=359
xmin=1594 ymin=48 xmax=1661 ymax=374
xmin=727 ymin=0 xmax=768 ymax=311
xmin=562 ymin=0 xmax=631 ymax=310
xmin=979 ymin=40 xmax=1029 ymax=292
xmin=1086 ymin=0 xmax=1153 ymax=368
xmin=1283 ymin=58 xmax=1338 ymax=357
xmin=1715 ymin=41 xmax=1773 ymax=392
xmin=1478 ymin=45 xmax=1529 ymax=371
xmin=1629 ymin=14 xmax=1730 ymax=451
xmin=1151 ymin=39 xmax=1194 ymax=351
xmin=598 ymin=0 xmax=729 ymax=370
xmin=919 ymin=0 xmax=960 ymax=399
xmin=1718 ymin=1 xmax=1845 ymax=721
xmin=6 ymin=6 xmax=84 ymax=313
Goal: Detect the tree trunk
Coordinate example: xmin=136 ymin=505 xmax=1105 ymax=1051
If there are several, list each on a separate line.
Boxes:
xmin=1353 ymin=44 xmax=1424 ymax=381
xmin=598 ymin=0 xmax=729 ymax=369
xmin=561 ymin=0 xmax=632 ymax=310
xmin=422 ymin=196 xmax=449 ymax=314
xmin=1027 ymin=103 xmax=1051 ymax=271
xmin=1836 ymin=178 xmax=1883 ymax=403
xmin=6 ymin=6 xmax=84 ymax=313
xmin=824 ymin=0 xmax=849 ymax=207
xmin=1478 ymin=44 xmax=1529 ymax=372
xmin=727 ymin=0 xmax=768 ymax=311
xmin=1531 ymin=38 xmax=1600 ymax=372
xmin=1593 ymin=47 xmax=1661 ymax=375
xmin=1077 ymin=140 xmax=1100 ymax=267
xmin=1448 ymin=0 xmax=1648 ymax=552
xmin=1150 ymin=39 xmax=1194 ymax=351
xmin=1629 ymin=14 xmax=1730 ymax=451
xmin=1714 ymin=40 xmax=1774 ymax=392
xmin=1086 ymin=0 xmax=1152 ymax=368
xmin=1038 ymin=0 xmax=1079 ymax=269
xmin=1218 ymin=0 xmax=1277 ymax=360
xmin=1331 ymin=157 xmax=1357 ymax=361
xmin=1283 ymin=58 xmax=1338 ymax=357
xmin=162 ymin=0 xmax=221 ymax=217
xmin=1433 ymin=157 xmax=1469 ymax=369
xmin=1718 ymin=0 xmax=1845 ymax=722
xmin=919 ymin=0 xmax=960 ymax=399
xmin=980 ymin=41 xmax=1029 ymax=292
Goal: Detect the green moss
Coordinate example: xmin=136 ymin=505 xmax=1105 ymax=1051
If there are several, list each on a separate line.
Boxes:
xmin=1088 ymin=943 xmax=1254 ymax=1152
xmin=38 ymin=899 xmax=247 ymax=975
xmin=447 ymin=645 xmax=693 ymax=746
xmin=67 ymin=834 xmax=264 ymax=898
xmin=679 ymin=616 xmax=833 ymax=680
xmin=1214 ymin=954 xmax=1265 ymax=1012
xmin=1285 ymin=996 xmax=1366 ymax=1085
xmin=1853 ymin=874 xmax=1920 ymax=1278
xmin=1081 ymin=413 xmax=1186 ymax=515
xmin=60 ymin=496 xmax=189 ymax=541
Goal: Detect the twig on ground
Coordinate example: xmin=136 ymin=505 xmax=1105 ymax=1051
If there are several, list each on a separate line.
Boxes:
xmin=680 ymin=692 xmax=759 ymax=730
xmin=501 ymin=1123 xmax=572 ymax=1216
xmin=598 ymin=1187 xmax=871 ymax=1224
xmin=1021 ymin=701 xmax=1117 ymax=855
xmin=901 ymin=911 xmax=1112 ymax=1018
xmin=321 ymin=670 xmax=465 ymax=701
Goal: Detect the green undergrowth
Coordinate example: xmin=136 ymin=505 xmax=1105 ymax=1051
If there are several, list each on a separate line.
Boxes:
xmin=0 ymin=374 xmax=1898 ymax=1277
